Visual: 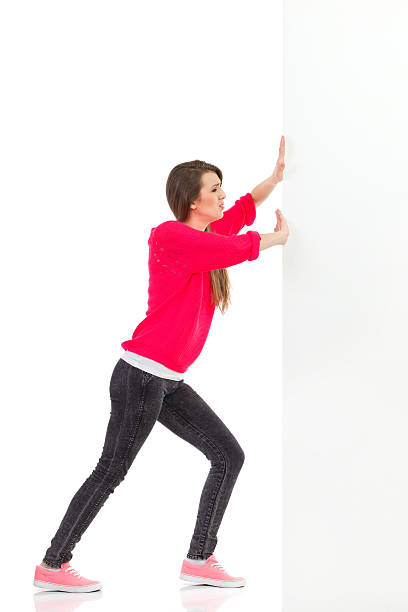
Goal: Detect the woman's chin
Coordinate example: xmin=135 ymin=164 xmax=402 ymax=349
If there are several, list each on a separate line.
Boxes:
xmin=211 ymin=208 xmax=223 ymax=223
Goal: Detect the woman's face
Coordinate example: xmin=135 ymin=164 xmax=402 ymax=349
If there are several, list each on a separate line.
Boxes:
xmin=189 ymin=171 xmax=226 ymax=223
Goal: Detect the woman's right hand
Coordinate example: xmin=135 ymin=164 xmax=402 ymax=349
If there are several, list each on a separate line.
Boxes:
xmin=274 ymin=209 xmax=290 ymax=245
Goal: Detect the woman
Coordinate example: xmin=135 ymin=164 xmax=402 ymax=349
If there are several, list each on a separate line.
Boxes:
xmin=33 ymin=136 xmax=289 ymax=592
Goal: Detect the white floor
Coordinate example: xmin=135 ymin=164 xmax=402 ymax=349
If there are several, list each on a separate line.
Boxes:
xmin=29 ymin=570 xmax=281 ymax=612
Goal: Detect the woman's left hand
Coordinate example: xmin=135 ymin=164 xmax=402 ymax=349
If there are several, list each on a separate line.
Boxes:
xmin=271 ymin=135 xmax=285 ymax=184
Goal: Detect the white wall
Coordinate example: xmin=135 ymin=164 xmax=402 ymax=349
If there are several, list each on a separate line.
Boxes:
xmin=283 ymin=1 xmax=408 ymax=609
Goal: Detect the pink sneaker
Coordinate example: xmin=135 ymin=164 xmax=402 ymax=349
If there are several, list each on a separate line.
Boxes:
xmin=33 ymin=562 xmax=103 ymax=593
xmin=180 ymin=554 xmax=246 ymax=588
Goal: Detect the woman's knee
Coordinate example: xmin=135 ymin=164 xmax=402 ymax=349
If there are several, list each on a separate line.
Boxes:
xmin=232 ymin=442 xmax=245 ymax=470
xmin=212 ymin=439 xmax=245 ymax=472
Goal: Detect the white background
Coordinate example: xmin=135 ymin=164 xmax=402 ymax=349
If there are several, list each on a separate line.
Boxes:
xmin=1 ymin=1 xmax=283 ymax=610
xmin=283 ymin=0 xmax=408 ymax=609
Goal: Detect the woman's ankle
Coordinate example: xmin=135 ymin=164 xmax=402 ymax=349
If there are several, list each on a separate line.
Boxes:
xmin=41 ymin=561 xmax=60 ymax=569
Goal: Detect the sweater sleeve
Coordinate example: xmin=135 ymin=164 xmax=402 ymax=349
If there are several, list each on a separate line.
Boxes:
xmin=154 ymin=220 xmax=261 ymax=273
xmin=209 ymin=192 xmax=256 ymax=236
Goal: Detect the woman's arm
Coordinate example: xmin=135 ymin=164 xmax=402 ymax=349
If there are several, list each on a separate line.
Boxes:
xmin=154 ymin=221 xmax=261 ymax=273
xmin=259 ymin=231 xmax=286 ymax=250
xmin=209 ymin=192 xmax=256 ymax=236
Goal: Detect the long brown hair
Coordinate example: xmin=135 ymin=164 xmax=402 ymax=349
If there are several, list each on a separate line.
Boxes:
xmin=165 ymin=160 xmax=232 ymax=314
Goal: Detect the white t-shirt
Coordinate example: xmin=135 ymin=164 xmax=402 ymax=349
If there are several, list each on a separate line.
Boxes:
xmin=120 ymin=351 xmax=184 ymax=381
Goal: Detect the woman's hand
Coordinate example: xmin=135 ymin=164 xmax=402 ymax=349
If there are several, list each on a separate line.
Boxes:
xmin=274 ymin=209 xmax=290 ymax=244
xmin=271 ymin=135 xmax=285 ymax=185
xmin=250 ymin=135 xmax=286 ymax=206
xmin=272 ymin=137 xmax=289 ymax=244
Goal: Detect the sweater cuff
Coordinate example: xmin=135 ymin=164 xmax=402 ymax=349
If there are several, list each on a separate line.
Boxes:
xmin=247 ymin=230 xmax=261 ymax=261
xmin=244 ymin=192 xmax=256 ymax=226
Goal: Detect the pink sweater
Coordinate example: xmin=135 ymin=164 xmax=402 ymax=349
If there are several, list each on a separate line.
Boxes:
xmin=121 ymin=192 xmax=261 ymax=372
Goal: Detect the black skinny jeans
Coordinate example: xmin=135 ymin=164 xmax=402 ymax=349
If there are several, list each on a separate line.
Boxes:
xmin=42 ymin=358 xmax=245 ymax=567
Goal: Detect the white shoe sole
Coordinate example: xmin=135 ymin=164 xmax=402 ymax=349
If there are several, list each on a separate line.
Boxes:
xmin=179 ymin=573 xmax=246 ymax=588
xmin=33 ymin=579 xmax=103 ymax=593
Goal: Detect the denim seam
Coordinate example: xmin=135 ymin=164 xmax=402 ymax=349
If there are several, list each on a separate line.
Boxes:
xmin=163 ymin=398 xmax=227 ymax=557
xmin=141 ymin=370 xmax=154 ymax=385
xmin=53 ymin=367 xmax=150 ymax=564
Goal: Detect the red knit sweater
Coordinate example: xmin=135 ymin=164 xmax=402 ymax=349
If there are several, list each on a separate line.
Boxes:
xmin=121 ymin=192 xmax=261 ymax=372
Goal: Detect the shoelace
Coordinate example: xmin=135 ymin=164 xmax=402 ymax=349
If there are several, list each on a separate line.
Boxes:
xmin=64 ymin=566 xmax=82 ymax=578
xmin=209 ymin=559 xmax=227 ymax=573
